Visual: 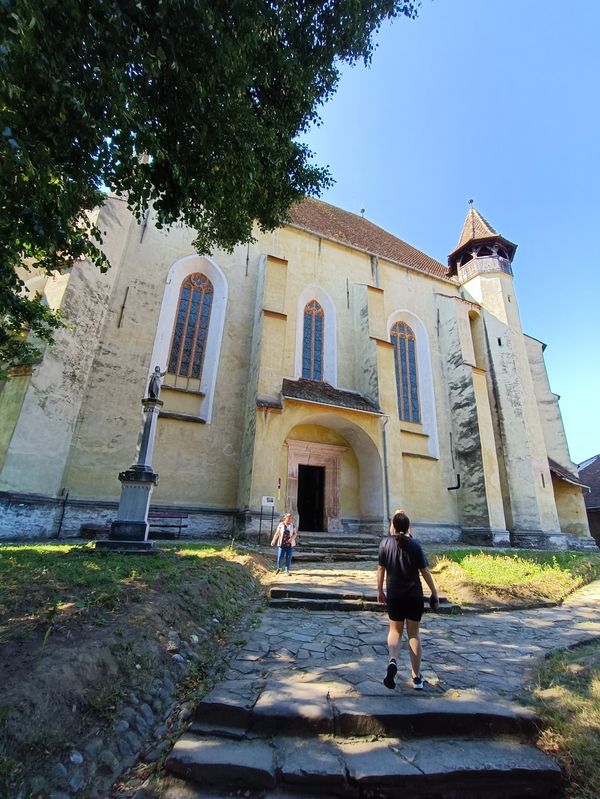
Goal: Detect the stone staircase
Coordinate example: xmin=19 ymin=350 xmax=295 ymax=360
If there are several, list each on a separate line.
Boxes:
xmin=293 ymin=530 xmax=382 ymax=563
xmin=269 ymin=587 xmax=460 ymax=614
xmin=163 ymin=562 xmax=565 ymax=798
xmin=165 ymin=677 xmax=562 ymax=798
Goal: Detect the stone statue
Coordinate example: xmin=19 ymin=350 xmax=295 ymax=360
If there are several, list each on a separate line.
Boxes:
xmin=148 ymin=366 xmax=166 ymax=400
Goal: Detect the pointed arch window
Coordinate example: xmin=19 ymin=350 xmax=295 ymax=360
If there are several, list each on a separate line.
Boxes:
xmin=391 ymin=320 xmax=420 ymax=423
xmin=168 ymin=273 xmax=214 ymax=379
xmin=302 ymin=300 xmax=324 ymax=381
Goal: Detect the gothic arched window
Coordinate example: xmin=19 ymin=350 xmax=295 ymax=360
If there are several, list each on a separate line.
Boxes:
xmin=302 ymin=300 xmax=324 ymax=381
xmin=168 ymin=273 xmax=214 ymax=379
xmin=391 ymin=320 xmax=420 ymax=423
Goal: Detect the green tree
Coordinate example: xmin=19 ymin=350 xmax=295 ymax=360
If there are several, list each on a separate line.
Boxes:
xmin=0 ymin=0 xmax=419 ymax=377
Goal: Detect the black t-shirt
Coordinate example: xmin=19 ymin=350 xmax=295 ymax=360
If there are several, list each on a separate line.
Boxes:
xmin=378 ymin=536 xmax=428 ymax=599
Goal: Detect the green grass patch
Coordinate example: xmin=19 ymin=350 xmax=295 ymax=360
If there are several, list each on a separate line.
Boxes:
xmin=531 ymin=639 xmax=600 ymax=799
xmin=0 ymin=542 xmax=258 ymax=639
xmin=430 ymin=549 xmax=600 ymax=603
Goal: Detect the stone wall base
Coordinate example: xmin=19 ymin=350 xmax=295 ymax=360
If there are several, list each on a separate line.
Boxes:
xmin=0 ymin=493 xmax=235 ymax=541
xmin=510 ymin=529 xmax=568 ymax=550
xmin=565 ymin=534 xmax=599 ymax=551
xmin=412 ymin=522 xmax=463 ymax=545
xmin=460 ymin=527 xmax=511 ymax=547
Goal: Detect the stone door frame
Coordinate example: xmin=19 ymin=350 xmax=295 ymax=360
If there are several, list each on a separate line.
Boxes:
xmin=285 ymin=440 xmax=347 ymax=532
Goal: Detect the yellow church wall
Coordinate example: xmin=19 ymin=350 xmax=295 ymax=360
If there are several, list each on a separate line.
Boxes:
xmin=0 ymin=372 xmax=31 ymax=471
xmin=367 ymin=287 xmax=386 ymax=340
xmin=269 ymin=226 xmax=374 ymax=388
xmin=257 ymin=312 xmax=287 ymax=400
xmin=0 ymin=198 xmax=133 ymax=497
xmin=61 ymin=202 xmax=263 ymax=506
xmin=551 ymin=477 xmax=590 ymax=538
xmin=525 ymin=336 xmax=579 ymax=472
xmin=472 ymin=368 xmax=506 ymax=529
xmin=465 ymin=271 xmax=560 ymax=533
xmin=400 ymin=455 xmax=448 ymax=520
xmin=375 ymin=265 xmax=460 ymax=526
xmin=263 ymin=255 xmax=288 ymax=314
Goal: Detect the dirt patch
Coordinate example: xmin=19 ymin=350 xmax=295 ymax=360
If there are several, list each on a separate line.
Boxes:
xmin=0 ymin=549 xmax=270 ymax=799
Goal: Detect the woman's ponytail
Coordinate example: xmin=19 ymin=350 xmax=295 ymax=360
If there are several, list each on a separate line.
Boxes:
xmin=391 ymin=512 xmax=411 ymax=549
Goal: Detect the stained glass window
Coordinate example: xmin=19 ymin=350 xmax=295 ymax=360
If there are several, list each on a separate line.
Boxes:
xmin=391 ymin=321 xmax=420 ymax=423
xmin=302 ymin=300 xmax=324 ymax=381
xmin=168 ymin=273 xmax=214 ymax=379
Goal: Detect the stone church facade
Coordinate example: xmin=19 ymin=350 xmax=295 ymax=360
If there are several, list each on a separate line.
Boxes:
xmin=0 ymin=197 xmax=592 ymax=548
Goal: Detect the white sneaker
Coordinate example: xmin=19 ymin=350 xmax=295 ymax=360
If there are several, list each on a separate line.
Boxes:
xmin=412 ymin=674 xmax=425 ymax=690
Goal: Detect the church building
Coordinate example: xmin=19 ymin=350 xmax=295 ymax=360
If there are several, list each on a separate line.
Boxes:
xmin=0 ymin=196 xmax=592 ymax=549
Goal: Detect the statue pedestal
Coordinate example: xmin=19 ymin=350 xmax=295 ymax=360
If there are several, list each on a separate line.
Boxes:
xmin=96 ymin=398 xmax=163 ymax=553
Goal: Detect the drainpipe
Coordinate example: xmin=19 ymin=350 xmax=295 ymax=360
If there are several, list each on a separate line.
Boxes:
xmin=381 ymin=416 xmax=391 ymax=522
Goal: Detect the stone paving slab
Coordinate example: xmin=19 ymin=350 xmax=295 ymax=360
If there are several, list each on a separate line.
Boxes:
xmin=224 ymin=575 xmax=600 ymax=700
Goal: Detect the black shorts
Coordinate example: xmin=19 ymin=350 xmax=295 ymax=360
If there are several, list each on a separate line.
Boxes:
xmin=387 ymin=595 xmax=424 ymax=622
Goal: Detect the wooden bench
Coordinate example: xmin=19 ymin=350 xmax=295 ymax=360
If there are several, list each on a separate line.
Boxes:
xmin=148 ymin=511 xmax=189 ymax=539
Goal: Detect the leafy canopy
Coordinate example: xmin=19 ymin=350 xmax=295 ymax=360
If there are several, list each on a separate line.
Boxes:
xmin=0 ymin=0 xmax=419 ymax=376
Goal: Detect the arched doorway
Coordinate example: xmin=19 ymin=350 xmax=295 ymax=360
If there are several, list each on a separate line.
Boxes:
xmin=284 ymin=415 xmax=384 ymax=533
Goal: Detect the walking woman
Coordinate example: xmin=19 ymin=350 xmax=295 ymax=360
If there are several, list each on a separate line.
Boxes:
xmin=377 ymin=511 xmax=439 ymax=690
xmin=271 ymin=512 xmax=298 ymax=575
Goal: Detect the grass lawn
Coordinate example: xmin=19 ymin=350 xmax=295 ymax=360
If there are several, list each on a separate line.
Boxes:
xmin=532 ymin=639 xmax=600 ymax=799
xmin=429 ymin=549 xmax=600 ymax=605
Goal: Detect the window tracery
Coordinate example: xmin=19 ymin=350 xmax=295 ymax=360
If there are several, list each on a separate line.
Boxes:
xmin=302 ymin=300 xmax=324 ymax=381
xmin=168 ymin=273 xmax=214 ymax=379
xmin=391 ymin=320 xmax=420 ymax=423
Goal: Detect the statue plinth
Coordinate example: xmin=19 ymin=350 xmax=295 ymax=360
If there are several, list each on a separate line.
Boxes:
xmin=96 ymin=392 xmax=164 ymax=553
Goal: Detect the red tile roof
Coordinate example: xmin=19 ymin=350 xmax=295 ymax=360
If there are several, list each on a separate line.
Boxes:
xmin=286 ymin=198 xmax=449 ymax=280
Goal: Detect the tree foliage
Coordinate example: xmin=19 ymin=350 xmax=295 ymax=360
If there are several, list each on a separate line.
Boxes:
xmin=0 ymin=0 xmax=419 ymax=376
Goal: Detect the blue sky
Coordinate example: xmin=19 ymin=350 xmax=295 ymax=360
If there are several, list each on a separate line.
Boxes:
xmin=301 ymin=0 xmax=599 ymax=466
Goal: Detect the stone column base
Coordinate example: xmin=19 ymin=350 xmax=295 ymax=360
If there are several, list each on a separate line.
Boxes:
xmin=460 ymin=528 xmax=511 ymax=547
xmin=510 ymin=530 xmax=568 ymax=550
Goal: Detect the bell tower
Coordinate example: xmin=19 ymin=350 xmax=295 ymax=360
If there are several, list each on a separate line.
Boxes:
xmin=448 ymin=201 xmax=517 ymax=284
xmin=447 ymin=204 xmax=565 ymax=549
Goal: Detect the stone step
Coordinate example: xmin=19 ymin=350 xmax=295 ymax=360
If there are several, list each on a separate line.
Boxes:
xmin=292 ymin=551 xmax=376 ymax=562
xmin=193 ymin=681 xmax=542 ymax=739
xmin=298 ymin=536 xmax=381 ymax=546
xmin=268 ymin=589 xmax=459 ymax=614
xmin=268 ymin=597 xmax=459 ymax=613
xmin=165 ymin=733 xmax=561 ymax=798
